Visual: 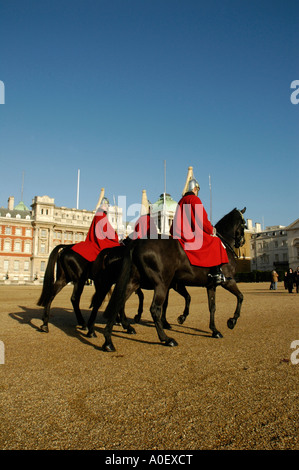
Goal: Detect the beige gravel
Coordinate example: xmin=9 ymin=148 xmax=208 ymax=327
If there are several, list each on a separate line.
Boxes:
xmin=0 ymin=282 xmax=298 ymax=450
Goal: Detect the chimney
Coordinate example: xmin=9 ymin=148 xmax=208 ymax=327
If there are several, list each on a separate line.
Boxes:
xmin=141 ymin=189 xmax=149 ymax=215
xmin=182 ymin=166 xmax=194 ymax=195
xmin=247 ymin=219 xmax=253 ymax=230
xmin=8 ymin=196 xmax=14 ymax=210
xmin=95 ymin=188 xmax=105 ymax=211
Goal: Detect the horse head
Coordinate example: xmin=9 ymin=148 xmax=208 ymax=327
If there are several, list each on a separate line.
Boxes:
xmin=234 ymin=207 xmax=246 ymax=248
xmin=215 ymin=207 xmax=247 ymax=250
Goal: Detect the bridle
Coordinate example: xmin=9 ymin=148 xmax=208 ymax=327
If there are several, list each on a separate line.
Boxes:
xmin=216 ymin=210 xmax=246 ymax=259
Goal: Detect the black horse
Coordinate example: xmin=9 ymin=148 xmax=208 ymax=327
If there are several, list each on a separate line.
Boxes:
xmin=37 ymin=243 xmax=143 ymax=333
xmin=37 ymin=242 xmax=191 ymax=335
xmin=98 ymin=207 xmax=247 ymax=352
xmin=37 ymin=244 xmax=91 ymax=332
xmin=86 ymin=244 xmax=191 ymax=337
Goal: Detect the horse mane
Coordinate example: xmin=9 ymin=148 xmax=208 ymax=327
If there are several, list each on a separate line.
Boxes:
xmin=215 ymin=208 xmax=239 ymax=232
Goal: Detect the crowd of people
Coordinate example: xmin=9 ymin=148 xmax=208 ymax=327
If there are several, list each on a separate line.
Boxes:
xmin=271 ymin=268 xmax=299 ymax=293
xmin=284 ymin=267 xmax=299 ymax=294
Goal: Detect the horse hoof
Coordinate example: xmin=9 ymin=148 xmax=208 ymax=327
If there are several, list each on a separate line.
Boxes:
xmin=177 ymin=315 xmax=185 ymax=325
xmin=102 ymin=341 xmax=116 ymax=352
xmin=127 ymin=326 xmax=136 ymax=335
xmin=165 ymin=338 xmax=178 ymax=347
xmin=163 ymin=322 xmax=171 ymax=330
xmin=134 ymin=315 xmax=141 ymax=323
xmin=212 ymin=331 xmax=223 ymax=338
xmin=227 ymin=318 xmax=236 ymax=330
xmin=87 ymin=331 xmax=97 ymax=338
xmin=39 ymin=325 xmax=49 ymax=333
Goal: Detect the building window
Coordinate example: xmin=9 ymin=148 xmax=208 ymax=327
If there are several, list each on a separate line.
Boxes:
xmin=15 ymin=227 xmax=22 ymax=236
xmin=14 ymin=241 xmax=21 ymax=252
xmin=40 ymin=243 xmax=46 ymax=253
xmin=40 ymin=261 xmax=46 ymax=272
xmin=24 ymin=242 xmax=31 ymax=253
xmin=41 ymin=229 xmax=47 ymax=238
xmin=4 ymin=260 xmax=9 ymax=272
xmin=24 ymin=261 xmax=29 ymax=271
xmin=5 ymin=226 xmax=11 ymax=235
xmin=4 ymin=240 xmax=11 ymax=251
xmin=25 ymin=228 xmax=31 ymax=237
xmin=14 ymin=260 xmax=20 ymax=271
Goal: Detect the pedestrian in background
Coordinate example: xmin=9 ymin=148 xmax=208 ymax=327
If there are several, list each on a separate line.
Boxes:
xmin=286 ymin=268 xmax=295 ymax=293
xmin=295 ymin=266 xmax=299 ymax=294
xmin=270 ymin=269 xmax=279 ymax=290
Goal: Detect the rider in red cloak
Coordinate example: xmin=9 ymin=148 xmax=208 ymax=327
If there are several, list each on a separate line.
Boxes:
xmin=170 ymin=178 xmax=228 ymax=285
xmin=71 ymin=198 xmax=120 ymax=262
xmin=130 ymin=209 xmax=158 ymax=240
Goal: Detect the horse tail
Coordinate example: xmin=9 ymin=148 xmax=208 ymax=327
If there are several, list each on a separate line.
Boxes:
xmin=37 ymin=244 xmax=67 ymax=306
xmin=103 ymin=242 xmax=135 ymax=320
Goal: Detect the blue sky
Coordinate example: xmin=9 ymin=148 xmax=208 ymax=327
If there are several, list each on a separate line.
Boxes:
xmin=0 ymin=0 xmax=298 ymax=227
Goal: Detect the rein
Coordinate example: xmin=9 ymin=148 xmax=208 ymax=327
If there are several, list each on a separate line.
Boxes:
xmin=216 ymin=231 xmax=239 ymax=259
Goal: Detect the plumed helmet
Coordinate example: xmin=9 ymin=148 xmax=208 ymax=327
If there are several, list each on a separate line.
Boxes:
xmin=188 ymin=178 xmax=200 ymax=192
xmin=99 ymin=197 xmax=109 ymax=211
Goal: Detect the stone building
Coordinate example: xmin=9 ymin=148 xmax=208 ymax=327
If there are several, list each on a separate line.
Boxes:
xmin=250 ymin=225 xmax=289 ymax=272
xmin=286 ymin=218 xmax=299 ymax=270
xmin=0 ymin=197 xmax=33 ymax=282
xmin=151 ymin=193 xmax=178 ymax=235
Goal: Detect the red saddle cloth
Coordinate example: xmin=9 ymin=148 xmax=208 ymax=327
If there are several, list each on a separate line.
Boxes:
xmin=170 ymin=193 xmax=228 ymax=268
xmin=72 ymin=209 xmax=120 ymax=262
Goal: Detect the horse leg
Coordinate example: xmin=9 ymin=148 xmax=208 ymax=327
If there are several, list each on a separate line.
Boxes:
xmin=40 ymin=278 xmax=67 ymax=332
xmin=150 ymin=286 xmax=178 ymax=347
xmin=161 ymin=290 xmax=171 ymax=329
xmin=134 ymin=288 xmax=144 ymax=323
xmin=102 ymin=281 xmax=137 ymax=352
xmin=87 ymin=280 xmax=112 ymax=337
xmin=206 ymin=286 xmax=223 ymax=338
xmin=70 ymin=279 xmax=87 ymax=330
xmin=176 ymin=285 xmax=191 ymax=325
xmin=222 ymin=279 xmax=244 ymax=330
xmin=119 ymin=306 xmax=136 ymax=335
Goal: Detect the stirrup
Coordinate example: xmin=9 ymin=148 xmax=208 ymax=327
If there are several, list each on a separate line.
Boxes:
xmin=208 ymin=273 xmax=226 ymax=286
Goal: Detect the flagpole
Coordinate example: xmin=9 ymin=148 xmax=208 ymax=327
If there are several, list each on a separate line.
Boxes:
xmin=163 ymin=160 xmax=166 ymax=233
xmin=209 ymin=174 xmax=212 ymax=224
xmin=76 ymin=169 xmax=80 ymax=209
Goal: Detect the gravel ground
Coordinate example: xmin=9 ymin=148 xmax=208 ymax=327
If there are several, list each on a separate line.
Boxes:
xmin=0 ymin=282 xmax=298 ymax=450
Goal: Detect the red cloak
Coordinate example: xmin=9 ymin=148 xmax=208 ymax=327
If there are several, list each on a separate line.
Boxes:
xmin=72 ymin=209 xmax=120 ymax=262
xmin=170 ymin=193 xmax=228 ymax=267
xmin=131 ymin=214 xmax=158 ymax=240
